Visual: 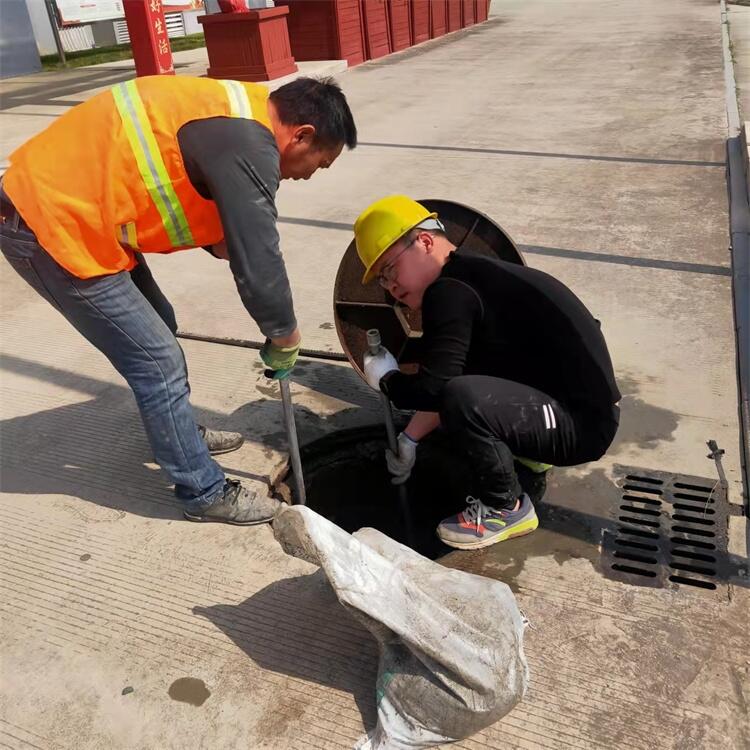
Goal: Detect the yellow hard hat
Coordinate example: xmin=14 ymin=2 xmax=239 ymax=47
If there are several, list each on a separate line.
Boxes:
xmin=354 ymin=195 xmax=438 ymax=284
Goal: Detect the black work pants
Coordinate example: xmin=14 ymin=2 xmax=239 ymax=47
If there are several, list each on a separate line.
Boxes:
xmin=440 ymin=376 xmax=619 ymax=509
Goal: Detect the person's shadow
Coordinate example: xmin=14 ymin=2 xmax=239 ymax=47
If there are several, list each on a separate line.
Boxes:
xmin=0 ymin=352 xmax=379 ymax=520
xmin=194 ymin=570 xmax=380 ymax=731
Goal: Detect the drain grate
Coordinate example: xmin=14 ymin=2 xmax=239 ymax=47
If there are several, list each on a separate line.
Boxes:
xmin=602 ymin=467 xmax=729 ymax=591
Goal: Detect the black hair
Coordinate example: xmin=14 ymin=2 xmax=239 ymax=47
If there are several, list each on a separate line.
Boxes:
xmin=269 ymin=76 xmax=357 ymax=150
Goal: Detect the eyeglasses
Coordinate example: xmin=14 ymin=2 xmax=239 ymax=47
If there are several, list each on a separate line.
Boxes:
xmin=376 ymin=236 xmax=417 ymax=289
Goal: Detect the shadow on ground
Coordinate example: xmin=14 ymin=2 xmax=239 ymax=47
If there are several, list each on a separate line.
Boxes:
xmin=0 ymin=353 xmax=374 ymax=520
xmin=194 ymin=570 xmax=379 ymax=734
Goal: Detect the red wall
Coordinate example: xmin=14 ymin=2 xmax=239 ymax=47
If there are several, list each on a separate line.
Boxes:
xmin=410 ymin=0 xmax=430 ymax=44
xmin=362 ymin=0 xmax=391 ymax=59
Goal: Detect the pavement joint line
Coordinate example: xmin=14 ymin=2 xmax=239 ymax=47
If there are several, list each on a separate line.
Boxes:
xmin=276 ymin=216 xmax=734 ymax=276
xmin=358 ymin=141 xmax=726 ymax=168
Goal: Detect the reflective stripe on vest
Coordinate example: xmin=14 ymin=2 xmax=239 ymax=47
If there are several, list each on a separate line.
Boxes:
xmin=112 ymin=80 xmax=194 ymax=248
xmin=218 ymin=79 xmax=253 ymax=119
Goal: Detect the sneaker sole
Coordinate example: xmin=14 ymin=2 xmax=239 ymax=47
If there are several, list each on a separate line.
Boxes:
xmin=438 ymin=516 xmax=539 ymax=550
xmin=208 ymin=441 xmax=245 ymax=456
xmin=183 ymin=511 xmax=272 ymax=526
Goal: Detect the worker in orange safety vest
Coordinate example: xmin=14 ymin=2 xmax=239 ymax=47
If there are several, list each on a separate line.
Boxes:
xmin=0 ymin=74 xmax=357 ymax=525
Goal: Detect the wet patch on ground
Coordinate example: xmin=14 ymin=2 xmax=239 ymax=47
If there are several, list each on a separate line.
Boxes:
xmin=168 ymin=677 xmax=210 ymax=706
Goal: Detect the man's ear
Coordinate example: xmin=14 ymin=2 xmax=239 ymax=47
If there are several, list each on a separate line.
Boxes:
xmin=292 ymin=124 xmax=316 ymax=145
xmin=422 ymin=231 xmax=435 ymax=255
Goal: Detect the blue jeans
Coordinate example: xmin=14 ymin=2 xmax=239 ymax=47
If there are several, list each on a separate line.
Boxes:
xmin=0 ymin=205 xmax=225 ymax=509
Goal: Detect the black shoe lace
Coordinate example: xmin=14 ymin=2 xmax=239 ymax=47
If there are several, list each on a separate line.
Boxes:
xmin=224 ymin=479 xmax=241 ymax=506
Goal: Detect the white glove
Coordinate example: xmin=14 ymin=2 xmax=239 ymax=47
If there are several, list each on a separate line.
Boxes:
xmin=363 ymin=347 xmax=399 ymax=390
xmin=386 ymin=432 xmax=418 ymax=485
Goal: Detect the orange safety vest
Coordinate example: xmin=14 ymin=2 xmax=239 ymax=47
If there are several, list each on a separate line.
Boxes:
xmin=3 ymin=76 xmax=272 ymax=279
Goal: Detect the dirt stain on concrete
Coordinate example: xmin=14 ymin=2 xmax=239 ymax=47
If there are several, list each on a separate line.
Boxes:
xmin=318 ymin=322 xmax=334 ymax=330
xmin=168 ymin=677 xmax=210 ymax=706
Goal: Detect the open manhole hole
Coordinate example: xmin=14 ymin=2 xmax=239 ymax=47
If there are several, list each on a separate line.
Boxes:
xmin=602 ymin=468 xmax=730 ymax=592
xmin=274 ymin=425 xmax=547 ymax=560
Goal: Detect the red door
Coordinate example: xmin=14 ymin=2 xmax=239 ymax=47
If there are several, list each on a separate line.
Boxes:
xmin=447 ymin=0 xmax=462 ymax=32
xmin=430 ymin=0 xmax=447 ymax=38
xmin=475 ymin=0 xmax=490 ymax=23
xmin=361 ymin=0 xmax=391 ymax=59
xmin=462 ymin=0 xmax=475 ymax=26
xmin=410 ymin=0 xmax=430 ymax=44
xmin=387 ymin=0 xmax=411 ymax=52
xmin=334 ymin=0 xmax=366 ymax=66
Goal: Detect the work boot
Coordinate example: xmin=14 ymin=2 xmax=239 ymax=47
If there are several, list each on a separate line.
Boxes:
xmin=199 ymin=425 xmax=244 ymax=455
xmin=184 ymin=479 xmax=281 ymax=525
xmin=437 ymin=493 xmax=538 ymax=550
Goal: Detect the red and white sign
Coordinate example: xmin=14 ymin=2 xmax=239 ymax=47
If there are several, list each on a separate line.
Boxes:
xmin=55 ymin=0 xmax=203 ymax=25
xmin=123 ymin=0 xmax=175 ymax=75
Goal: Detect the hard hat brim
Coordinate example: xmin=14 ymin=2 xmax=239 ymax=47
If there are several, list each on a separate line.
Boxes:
xmin=361 ymin=211 xmax=438 ymax=284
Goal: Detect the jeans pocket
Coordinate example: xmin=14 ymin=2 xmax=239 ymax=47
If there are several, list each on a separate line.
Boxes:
xmin=2 ymin=252 xmax=63 ymax=312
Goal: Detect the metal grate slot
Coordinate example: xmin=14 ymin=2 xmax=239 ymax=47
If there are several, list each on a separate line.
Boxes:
xmin=622 ymin=483 xmax=663 ymax=496
xmin=670 ymin=537 xmax=716 ymax=550
xmin=619 ymin=515 xmax=659 ymax=528
xmin=673 ymin=502 xmax=714 ymax=514
xmin=671 ymin=524 xmax=714 ymax=537
xmin=674 ymin=481 xmax=715 ymax=493
xmin=674 ymin=491 xmax=714 ymax=503
xmin=626 ymin=475 xmax=662 ymax=485
xmin=670 ymin=561 xmax=717 ymax=576
xmin=671 ymin=549 xmax=716 ymax=563
xmin=672 ymin=513 xmax=716 ymax=526
xmin=619 ymin=504 xmax=660 ymax=517
xmin=612 ymin=564 xmax=656 ymax=578
xmin=620 ymin=526 xmax=659 ymax=539
xmin=615 ymin=539 xmax=659 ymax=552
xmin=614 ymin=551 xmax=659 ymax=565
xmin=603 ymin=467 xmax=729 ymax=592
xmin=668 ymin=575 xmax=717 ymax=590
xmin=622 ymin=494 xmax=662 ymax=506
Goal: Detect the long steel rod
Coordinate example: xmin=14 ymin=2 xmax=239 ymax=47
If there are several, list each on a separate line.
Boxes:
xmin=367 ymin=328 xmax=415 ymax=541
xmin=380 ymin=392 xmax=416 ymax=542
xmin=279 ymin=378 xmax=306 ymax=506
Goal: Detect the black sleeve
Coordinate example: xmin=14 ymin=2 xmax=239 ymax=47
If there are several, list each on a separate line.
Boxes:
xmin=178 ymin=117 xmax=297 ymax=339
xmin=381 ymin=278 xmax=483 ymax=411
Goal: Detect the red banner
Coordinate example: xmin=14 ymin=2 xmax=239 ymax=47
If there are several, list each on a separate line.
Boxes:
xmin=123 ymin=0 xmax=175 ymax=76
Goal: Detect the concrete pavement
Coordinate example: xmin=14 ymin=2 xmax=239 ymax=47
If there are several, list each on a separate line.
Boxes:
xmin=1 ymin=2 xmax=748 ymax=748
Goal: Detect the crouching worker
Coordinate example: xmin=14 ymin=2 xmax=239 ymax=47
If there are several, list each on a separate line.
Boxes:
xmin=353 ymin=196 xmax=620 ymax=550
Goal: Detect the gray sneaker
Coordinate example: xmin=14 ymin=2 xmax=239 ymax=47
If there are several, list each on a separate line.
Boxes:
xmin=437 ymin=494 xmax=539 ymax=550
xmin=199 ymin=425 xmax=244 ymax=455
xmin=184 ymin=479 xmax=281 ymax=525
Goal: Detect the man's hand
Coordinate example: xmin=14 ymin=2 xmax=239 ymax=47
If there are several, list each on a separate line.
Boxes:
xmin=386 ymin=432 xmax=418 ymax=485
xmin=260 ymin=329 xmax=301 ymax=374
xmin=363 ymin=347 xmax=399 ymax=390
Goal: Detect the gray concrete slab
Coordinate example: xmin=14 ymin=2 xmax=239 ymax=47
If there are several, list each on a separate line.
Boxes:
xmin=1 ymin=1 xmax=748 ymax=749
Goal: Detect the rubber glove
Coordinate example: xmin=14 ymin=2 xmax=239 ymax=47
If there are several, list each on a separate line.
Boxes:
xmin=363 ymin=347 xmax=399 ymax=390
xmin=385 ymin=432 xmax=418 ymax=485
xmin=260 ymin=338 xmax=300 ymax=373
